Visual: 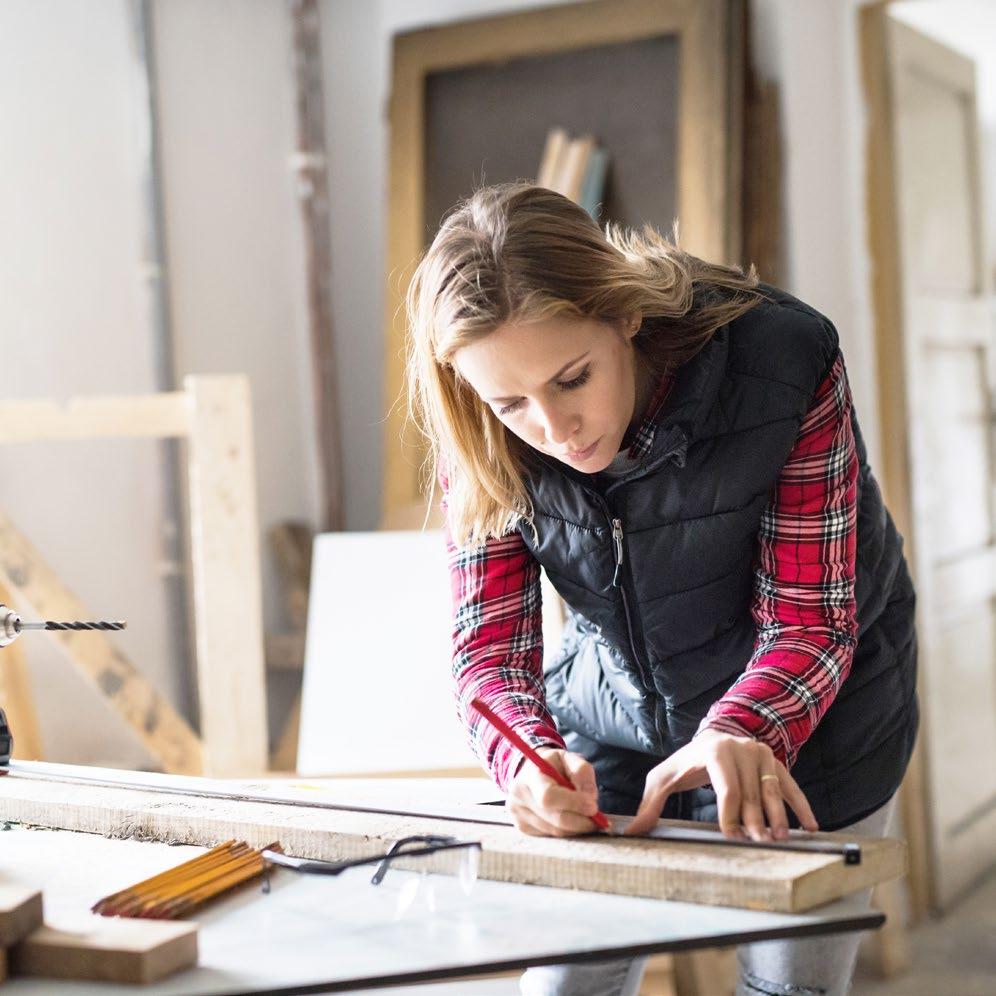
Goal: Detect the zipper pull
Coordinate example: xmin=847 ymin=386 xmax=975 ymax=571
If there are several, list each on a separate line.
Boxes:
xmin=611 ymin=518 xmax=624 ymax=587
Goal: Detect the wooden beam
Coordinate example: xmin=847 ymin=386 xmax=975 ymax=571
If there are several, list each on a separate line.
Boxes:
xmin=268 ymin=522 xmax=312 ymax=632
xmin=289 ymin=0 xmax=344 ymax=532
xmin=12 ymin=919 xmax=197 ymax=985
xmin=185 ymin=376 xmax=267 ymax=777
xmin=0 ymin=393 xmax=190 ymax=443
xmin=0 ymin=509 xmax=201 ymax=774
xmin=0 ymin=772 xmax=908 ymax=914
xmin=271 ymin=692 xmax=302 ymax=772
xmin=858 ymin=2 xmax=934 ymax=924
xmin=264 ymin=632 xmax=305 ymax=671
xmin=0 ymin=884 xmax=43 ymax=948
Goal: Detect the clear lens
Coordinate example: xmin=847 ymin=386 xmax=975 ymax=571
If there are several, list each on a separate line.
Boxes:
xmin=259 ymin=839 xmax=481 ymax=923
xmin=457 ymin=844 xmax=480 ymax=895
xmin=388 ymin=845 xmax=480 ymax=920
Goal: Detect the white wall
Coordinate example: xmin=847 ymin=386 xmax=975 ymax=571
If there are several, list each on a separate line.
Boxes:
xmin=748 ymin=0 xmax=883 ymax=469
xmin=0 ymin=0 xmax=321 ymax=764
xmin=153 ymin=0 xmax=320 ymax=634
xmin=0 ymin=0 xmax=176 ymax=766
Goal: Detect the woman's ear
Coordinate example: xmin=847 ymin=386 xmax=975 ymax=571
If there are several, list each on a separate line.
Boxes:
xmin=627 ymin=310 xmax=643 ymax=338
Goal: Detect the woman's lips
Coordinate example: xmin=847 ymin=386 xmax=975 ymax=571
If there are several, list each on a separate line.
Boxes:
xmin=565 ymin=437 xmax=600 ymax=462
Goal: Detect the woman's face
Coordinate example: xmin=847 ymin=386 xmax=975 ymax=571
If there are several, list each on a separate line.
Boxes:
xmin=453 ymin=312 xmax=646 ymax=473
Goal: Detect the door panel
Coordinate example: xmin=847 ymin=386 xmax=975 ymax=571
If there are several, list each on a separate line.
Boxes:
xmin=887 ymin=16 xmax=996 ymax=908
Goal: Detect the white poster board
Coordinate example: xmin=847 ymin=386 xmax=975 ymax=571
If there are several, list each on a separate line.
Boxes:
xmin=297 ymin=529 xmax=474 ymax=774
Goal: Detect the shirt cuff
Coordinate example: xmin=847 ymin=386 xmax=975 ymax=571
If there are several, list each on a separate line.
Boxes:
xmin=494 ymin=727 xmax=566 ymax=792
xmin=694 ymin=714 xmax=791 ymax=767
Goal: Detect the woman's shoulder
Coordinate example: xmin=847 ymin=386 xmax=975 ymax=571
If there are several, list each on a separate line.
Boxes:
xmin=727 ymin=282 xmax=840 ymax=383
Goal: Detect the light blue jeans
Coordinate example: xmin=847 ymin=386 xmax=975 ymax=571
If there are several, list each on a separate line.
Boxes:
xmin=519 ymin=795 xmax=898 ymax=996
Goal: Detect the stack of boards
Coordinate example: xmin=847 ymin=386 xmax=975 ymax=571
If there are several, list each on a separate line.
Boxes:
xmin=0 ymin=882 xmax=196 ymax=985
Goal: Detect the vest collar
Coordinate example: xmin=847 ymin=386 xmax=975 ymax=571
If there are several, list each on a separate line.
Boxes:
xmin=651 ymin=323 xmax=730 ymax=451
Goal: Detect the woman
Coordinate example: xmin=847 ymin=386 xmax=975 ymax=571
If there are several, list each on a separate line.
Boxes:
xmin=405 ymin=181 xmax=918 ymax=996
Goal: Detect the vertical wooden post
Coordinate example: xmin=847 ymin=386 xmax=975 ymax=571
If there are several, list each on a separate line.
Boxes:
xmin=186 ymin=376 xmax=268 ymax=776
xmin=290 ymin=0 xmax=344 ymax=533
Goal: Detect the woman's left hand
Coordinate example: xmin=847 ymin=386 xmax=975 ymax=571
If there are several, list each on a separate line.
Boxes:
xmin=622 ymin=729 xmax=820 ymax=839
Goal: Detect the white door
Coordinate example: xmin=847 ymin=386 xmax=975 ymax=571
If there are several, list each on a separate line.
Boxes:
xmin=878 ymin=13 xmax=996 ymax=910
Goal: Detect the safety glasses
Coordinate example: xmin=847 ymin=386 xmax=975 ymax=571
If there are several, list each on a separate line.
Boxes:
xmin=259 ymin=834 xmax=482 ymax=900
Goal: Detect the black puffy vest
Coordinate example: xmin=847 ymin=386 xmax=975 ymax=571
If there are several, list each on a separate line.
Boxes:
xmin=517 ymin=285 xmax=919 ymax=831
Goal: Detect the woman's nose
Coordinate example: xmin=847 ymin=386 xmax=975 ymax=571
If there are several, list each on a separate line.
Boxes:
xmin=534 ymin=402 xmax=578 ymax=447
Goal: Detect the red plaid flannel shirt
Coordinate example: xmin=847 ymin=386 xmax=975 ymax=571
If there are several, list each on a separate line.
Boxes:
xmin=440 ymin=352 xmax=859 ymax=790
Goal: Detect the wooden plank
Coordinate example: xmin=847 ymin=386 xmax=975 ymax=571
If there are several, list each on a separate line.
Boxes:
xmin=12 ymin=918 xmax=197 ymax=984
xmin=289 ymin=0 xmax=345 ymax=533
xmin=0 ymin=773 xmax=907 ymax=914
xmin=271 ymin=692 xmax=302 ymax=772
xmin=673 ymin=947 xmax=737 ymax=995
xmin=268 ymin=521 xmax=313 ymax=632
xmin=0 ymin=508 xmax=202 ymax=775
xmin=265 ymin=631 xmax=306 ymax=671
xmin=0 ymin=884 xmax=43 ymax=947
xmin=865 ymin=877 xmax=910 ymax=978
xmin=185 ymin=376 xmax=268 ymax=777
xmin=858 ymin=2 xmax=933 ymax=924
xmin=742 ymin=69 xmax=783 ymax=283
xmin=0 ymin=392 xmax=190 ymax=442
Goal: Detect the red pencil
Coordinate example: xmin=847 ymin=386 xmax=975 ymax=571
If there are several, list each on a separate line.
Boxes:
xmin=469 ymin=696 xmax=610 ymax=831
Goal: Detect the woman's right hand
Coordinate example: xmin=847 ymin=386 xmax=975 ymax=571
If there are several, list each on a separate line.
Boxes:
xmin=507 ymin=747 xmax=603 ymax=836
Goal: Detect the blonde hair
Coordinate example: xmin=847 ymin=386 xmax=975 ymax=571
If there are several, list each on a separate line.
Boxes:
xmin=405 ymin=181 xmax=767 ymax=549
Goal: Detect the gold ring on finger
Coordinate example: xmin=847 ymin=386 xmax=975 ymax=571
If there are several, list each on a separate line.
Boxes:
xmin=760 ymin=774 xmax=779 ymax=784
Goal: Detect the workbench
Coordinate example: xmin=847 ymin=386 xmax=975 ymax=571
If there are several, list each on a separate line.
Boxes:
xmin=0 ymin=824 xmax=885 ymax=994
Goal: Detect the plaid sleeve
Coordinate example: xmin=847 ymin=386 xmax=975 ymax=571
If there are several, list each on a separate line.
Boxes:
xmin=695 ymin=352 xmax=859 ymax=768
xmin=438 ymin=460 xmax=565 ymax=791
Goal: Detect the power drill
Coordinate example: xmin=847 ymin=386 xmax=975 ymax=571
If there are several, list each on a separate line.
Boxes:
xmin=0 ymin=604 xmax=126 ymax=770
xmin=0 ymin=707 xmax=10 ymax=769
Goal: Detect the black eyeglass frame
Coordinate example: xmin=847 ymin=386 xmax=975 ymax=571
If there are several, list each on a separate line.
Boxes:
xmin=259 ymin=835 xmax=482 ymax=892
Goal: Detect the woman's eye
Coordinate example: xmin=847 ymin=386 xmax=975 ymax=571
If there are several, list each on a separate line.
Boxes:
xmin=495 ymin=366 xmax=591 ymax=417
xmin=559 ymin=366 xmax=591 ymax=391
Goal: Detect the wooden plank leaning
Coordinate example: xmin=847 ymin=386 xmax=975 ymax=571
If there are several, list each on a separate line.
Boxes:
xmin=0 ymin=508 xmax=202 ymax=775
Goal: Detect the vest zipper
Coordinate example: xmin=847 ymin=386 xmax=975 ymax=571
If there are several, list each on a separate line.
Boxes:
xmin=609 ymin=516 xmax=665 ymax=754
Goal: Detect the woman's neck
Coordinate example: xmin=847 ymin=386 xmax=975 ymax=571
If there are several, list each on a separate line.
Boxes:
xmin=621 ymin=357 xmax=656 ymax=453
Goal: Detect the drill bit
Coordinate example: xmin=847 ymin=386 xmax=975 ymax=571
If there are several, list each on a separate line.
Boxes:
xmin=18 ymin=620 xmax=125 ymax=632
xmin=0 ymin=605 xmax=126 ymax=647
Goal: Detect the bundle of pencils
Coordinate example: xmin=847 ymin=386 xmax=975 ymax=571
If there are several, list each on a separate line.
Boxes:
xmin=91 ymin=839 xmax=281 ymax=919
